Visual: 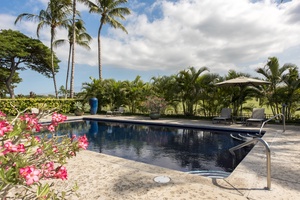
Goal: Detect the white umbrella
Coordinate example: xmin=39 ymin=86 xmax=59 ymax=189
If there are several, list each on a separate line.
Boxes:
xmin=215 ymin=76 xmax=270 ymax=87
xmin=215 ymin=76 xmax=270 ymax=116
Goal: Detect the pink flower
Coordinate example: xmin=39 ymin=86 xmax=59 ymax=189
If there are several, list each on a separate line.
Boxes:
xmin=0 ymin=111 xmax=6 ymax=117
xmin=19 ymin=114 xmax=42 ymax=131
xmin=19 ymin=166 xmax=41 ymax=185
xmin=17 ymin=144 xmax=26 ymax=153
xmin=52 ymin=145 xmax=58 ymax=153
xmin=71 ymin=134 xmax=77 ymax=141
xmin=4 ymin=141 xmax=18 ymax=153
xmin=34 ymin=136 xmax=41 ymax=142
xmin=78 ymin=135 xmax=89 ymax=150
xmin=41 ymin=162 xmax=55 ymax=178
xmin=55 ymin=166 xmax=67 ymax=180
xmin=2 ymin=141 xmax=26 ymax=154
xmin=51 ymin=113 xmax=67 ymax=124
xmin=35 ymin=147 xmax=43 ymax=155
xmin=47 ymin=124 xmax=55 ymax=132
xmin=0 ymin=120 xmax=13 ymax=137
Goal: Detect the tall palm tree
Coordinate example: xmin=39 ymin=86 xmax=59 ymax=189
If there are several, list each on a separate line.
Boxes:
xmin=55 ymin=19 xmax=92 ymax=98
xmin=256 ymin=57 xmax=291 ymax=115
xmin=70 ymin=0 xmax=91 ymax=98
xmin=15 ymin=0 xmax=72 ymax=98
xmin=88 ymin=0 xmax=131 ymax=79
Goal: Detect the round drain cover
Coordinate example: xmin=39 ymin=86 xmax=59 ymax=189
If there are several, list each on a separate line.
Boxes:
xmin=153 ymin=176 xmax=171 ymax=183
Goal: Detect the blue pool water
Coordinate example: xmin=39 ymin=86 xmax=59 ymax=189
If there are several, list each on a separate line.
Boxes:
xmin=52 ymin=120 xmax=258 ymax=173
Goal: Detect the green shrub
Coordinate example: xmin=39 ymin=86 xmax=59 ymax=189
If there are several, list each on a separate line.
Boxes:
xmin=0 ymin=99 xmax=78 ymax=116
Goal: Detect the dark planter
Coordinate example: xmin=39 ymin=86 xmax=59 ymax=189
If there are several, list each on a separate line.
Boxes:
xmin=149 ymin=113 xmax=160 ymax=120
xmin=74 ymin=110 xmax=84 ymax=116
xmin=89 ymin=97 xmax=98 ymax=115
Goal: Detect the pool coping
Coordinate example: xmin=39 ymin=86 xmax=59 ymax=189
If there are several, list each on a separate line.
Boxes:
xmin=83 ymin=116 xmax=265 ymax=134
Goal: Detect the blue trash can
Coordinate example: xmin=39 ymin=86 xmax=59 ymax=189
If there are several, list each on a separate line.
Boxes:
xmin=89 ymin=97 xmax=98 ymax=115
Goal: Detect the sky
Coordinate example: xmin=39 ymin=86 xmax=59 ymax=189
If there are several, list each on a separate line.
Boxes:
xmin=1 ymin=0 xmax=300 ymax=95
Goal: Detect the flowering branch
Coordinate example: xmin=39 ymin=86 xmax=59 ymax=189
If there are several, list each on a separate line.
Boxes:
xmin=0 ymin=109 xmax=89 ymax=199
xmin=142 ymin=96 xmax=167 ymax=113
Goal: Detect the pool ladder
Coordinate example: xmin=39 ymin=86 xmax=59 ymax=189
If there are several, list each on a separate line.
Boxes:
xmin=258 ymin=113 xmax=285 ymax=136
xmin=229 ymin=138 xmax=271 ymax=190
xmin=229 ymin=113 xmax=286 ymax=190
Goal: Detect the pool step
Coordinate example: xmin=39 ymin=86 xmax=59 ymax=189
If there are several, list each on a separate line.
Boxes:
xmin=187 ymin=170 xmax=231 ymax=179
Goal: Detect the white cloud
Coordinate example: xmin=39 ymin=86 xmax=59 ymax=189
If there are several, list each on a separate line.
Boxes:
xmin=1 ymin=0 xmax=300 ymax=79
xmin=89 ymin=0 xmax=299 ymax=77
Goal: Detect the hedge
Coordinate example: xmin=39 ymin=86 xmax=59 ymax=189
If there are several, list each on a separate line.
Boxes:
xmin=0 ymin=99 xmax=81 ymax=116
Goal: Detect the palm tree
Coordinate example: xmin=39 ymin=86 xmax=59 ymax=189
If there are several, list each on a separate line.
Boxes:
xmin=122 ymin=76 xmax=146 ymax=113
xmin=151 ymin=75 xmax=181 ymax=114
xmin=88 ymin=0 xmax=131 ymax=79
xmin=175 ymin=66 xmax=209 ymax=116
xmin=15 ymin=0 xmax=72 ymax=98
xmin=281 ymin=65 xmax=300 ymax=120
xmin=55 ymin=19 xmax=92 ymax=98
xmin=256 ymin=57 xmax=291 ymax=115
xmin=70 ymin=0 xmax=91 ymax=98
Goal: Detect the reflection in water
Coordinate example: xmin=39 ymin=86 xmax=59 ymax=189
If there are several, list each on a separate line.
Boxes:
xmin=54 ymin=120 xmax=253 ymax=173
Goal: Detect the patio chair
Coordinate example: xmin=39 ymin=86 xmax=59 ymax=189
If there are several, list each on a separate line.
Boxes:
xmin=245 ymin=108 xmax=266 ymax=126
xmin=31 ymin=106 xmax=56 ymax=119
xmin=106 ymin=107 xmax=124 ymax=116
xmin=212 ymin=108 xmax=232 ymax=124
xmin=113 ymin=107 xmax=124 ymax=115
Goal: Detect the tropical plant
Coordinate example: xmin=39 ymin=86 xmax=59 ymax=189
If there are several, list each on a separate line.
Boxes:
xmin=0 ymin=110 xmax=88 ymax=199
xmin=73 ymin=101 xmax=90 ymax=112
xmin=280 ymin=65 xmax=300 ymax=120
xmin=175 ymin=66 xmax=209 ymax=116
xmin=15 ymin=0 xmax=73 ymax=98
xmin=123 ymin=76 xmax=147 ymax=113
xmin=0 ymin=29 xmax=59 ymax=99
xmin=88 ymin=0 xmax=131 ymax=79
xmin=256 ymin=57 xmax=291 ymax=115
xmin=197 ymin=73 xmax=221 ymax=117
xmin=151 ymin=75 xmax=181 ymax=114
xmin=143 ymin=96 xmax=167 ymax=114
xmin=81 ymin=78 xmax=114 ymax=111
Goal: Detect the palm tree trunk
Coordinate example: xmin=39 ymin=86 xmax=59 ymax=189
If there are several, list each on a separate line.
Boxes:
xmin=98 ymin=24 xmax=103 ymax=80
xmin=70 ymin=0 xmax=76 ymax=98
xmin=70 ymin=43 xmax=75 ymax=98
xmin=65 ymin=43 xmax=72 ymax=99
xmin=50 ymin=30 xmax=58 ymax=98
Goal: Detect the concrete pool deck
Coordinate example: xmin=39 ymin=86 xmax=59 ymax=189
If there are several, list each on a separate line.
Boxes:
xmin=51 ymin=115 xmax=299 ymax=199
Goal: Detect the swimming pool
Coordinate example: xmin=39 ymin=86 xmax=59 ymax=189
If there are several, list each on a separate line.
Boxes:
xmin=50 ymin=119 xmax=261 ymax=176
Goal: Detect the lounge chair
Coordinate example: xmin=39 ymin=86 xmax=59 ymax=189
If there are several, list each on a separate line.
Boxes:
xmin=245 ymin=108 xmax=265 ymax=126
xmin=106 ymin=107 xmax=124 ymax=116
xmin=113 ymin=107 xmax=124 ymax=115
xmin=30 ymin=106 xmax=56 ymax=119
xmin=31 ymin=108 xmax=39 ymax=115
xmin=212 ymin=108 xmax=232 ymax=124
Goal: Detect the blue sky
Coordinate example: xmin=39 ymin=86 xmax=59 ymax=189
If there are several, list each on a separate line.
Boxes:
xmin=1 ymin=0 xmax=300 ymax=95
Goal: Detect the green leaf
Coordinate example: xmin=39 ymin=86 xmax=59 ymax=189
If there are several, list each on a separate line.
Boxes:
xmin=37 ymin=183 xmax=50 ymax=197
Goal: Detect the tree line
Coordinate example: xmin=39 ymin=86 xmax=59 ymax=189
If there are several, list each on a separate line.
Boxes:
xmin=76 ymin=58 xmax=299 ymax=121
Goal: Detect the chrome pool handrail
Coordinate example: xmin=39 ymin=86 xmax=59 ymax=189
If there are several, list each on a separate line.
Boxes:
xmin=259 ymin=113 xmax=285 ymax=136
xmin=229 ymin=138 xmax=271 ymax=190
